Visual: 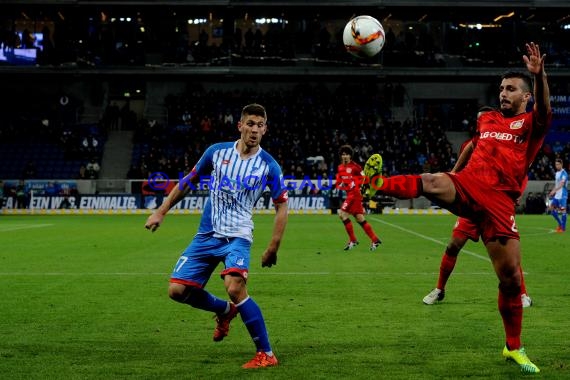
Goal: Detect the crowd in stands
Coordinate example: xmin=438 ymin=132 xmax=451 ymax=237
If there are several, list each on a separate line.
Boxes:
xmin=0 ymin=90 xmax=105 ymax=181
xmin=130 ymin=83 xmax=472 ymax=184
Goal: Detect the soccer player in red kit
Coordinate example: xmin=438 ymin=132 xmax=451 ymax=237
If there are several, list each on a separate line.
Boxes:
xmin=423 ymin=108 xmax=532 ymax=307
xmin=335 ymin=145 xmax=382 ymax=251
xmin=374 ymin=42 xmax=551 ymax=374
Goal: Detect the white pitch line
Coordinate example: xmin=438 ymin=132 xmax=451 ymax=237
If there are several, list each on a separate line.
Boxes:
xmin=0 ymin=271 xmax=496 ymax=277
xmin=0 ymin=223 xmax=53 ymax=232
xmin=370 ymin=216 xmax=491 ymax=263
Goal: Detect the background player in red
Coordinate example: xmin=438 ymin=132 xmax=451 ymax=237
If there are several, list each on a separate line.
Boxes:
xmin=335 ymin=144 xmax=382 ymax=251
xmin=372 ymin=42 xmax=551 ymax=374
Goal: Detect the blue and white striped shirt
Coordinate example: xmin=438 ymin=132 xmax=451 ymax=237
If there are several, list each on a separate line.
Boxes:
xmin=554 ymin=169 xmax=568 ymax=200
xmin=193 ymin=141 xmax=288 ymax=242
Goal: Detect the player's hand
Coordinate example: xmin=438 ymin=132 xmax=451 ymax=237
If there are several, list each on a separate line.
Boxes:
xmin=145 ymin=212 xmax=164 ymax=232
xmin=261 ymin=249 xmax=277 ymax=268
xmin=523 ymin=42 xmax=546 ymax=75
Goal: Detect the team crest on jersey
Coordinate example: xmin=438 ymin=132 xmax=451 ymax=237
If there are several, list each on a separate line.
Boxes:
xmin=222 ymin=159 xmax=231 ymax=165
xmin=509 ymin=119 xmax=524 ymax=130
xmin=346 ymin=168 xmax=352 ymax=173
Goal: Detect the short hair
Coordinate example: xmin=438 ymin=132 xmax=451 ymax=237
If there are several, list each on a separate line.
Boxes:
xmin=241 ymin=103 xmax=267 ymax=120
xmin=339 ymin=144 xmax=353 ymax=156
xmin=501 ymin=71 xmax=533 ymax=92
xmin=555 ymin=158 xmax=563 ymax=164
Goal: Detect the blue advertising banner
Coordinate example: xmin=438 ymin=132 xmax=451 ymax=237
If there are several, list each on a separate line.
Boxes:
xmin=4 ymin=194 xmax=329 ymax=211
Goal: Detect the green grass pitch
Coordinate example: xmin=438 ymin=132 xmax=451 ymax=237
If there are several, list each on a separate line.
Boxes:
xmin=0 ymin=214 xmax=569 ymax=379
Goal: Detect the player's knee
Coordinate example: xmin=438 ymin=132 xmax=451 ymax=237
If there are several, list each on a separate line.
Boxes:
xmin=225 ymin=275 xmax=246 ymax=303
xmin=421 ymin=173 xmax=444 ymax=193
xmin=446 ymin=243 xmax=461 ymax=256
xmin=498 ymin=267 xmax=522 ymax=296
xmin=168 ymin=283 xmax=191 ymax=303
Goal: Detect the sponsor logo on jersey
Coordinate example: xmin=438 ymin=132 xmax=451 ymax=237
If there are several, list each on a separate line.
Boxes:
xmin=480 ymin=131 xmax=524 ymax=143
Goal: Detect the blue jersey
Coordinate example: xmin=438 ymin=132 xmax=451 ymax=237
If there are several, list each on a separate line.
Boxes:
xmin=192 ymin=141 xmax=288 ymax=242
xmin=554 ymin=169 xmax=568 ymax=200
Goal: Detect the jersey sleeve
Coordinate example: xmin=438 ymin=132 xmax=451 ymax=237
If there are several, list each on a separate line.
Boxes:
xmin=267 ymin=159 xmax=289 ymax=204
xmin=531 ymin=107 xmax=553 ymax=138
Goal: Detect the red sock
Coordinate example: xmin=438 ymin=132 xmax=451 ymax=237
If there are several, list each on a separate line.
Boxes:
xmin=358 ymin=221 xmax=379 ymax=242
xmin=378 ymin=175 xmax=423 ymax=199
xmin=520 ymin=267 xmax=527 ymax=295
xmin=343 ymin=219 xmax=357 ymax=242
xmin=437 ymin=251 xmax=457 ymax=290
xmin=498 ymin=288 xmax=523 ymax=350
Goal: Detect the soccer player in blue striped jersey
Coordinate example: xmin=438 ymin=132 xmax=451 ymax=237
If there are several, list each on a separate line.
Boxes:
xmin=145 ymin=103 xmax=288 ymax=368
xmin=548 ymin=158 xmax=568 ymax=232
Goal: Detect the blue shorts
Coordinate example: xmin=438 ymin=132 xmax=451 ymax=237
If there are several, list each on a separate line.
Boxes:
xmin=551 ymin=197 xmax=567 ymax=211
xmin=170 ymin=233 xmax=252 ymax=288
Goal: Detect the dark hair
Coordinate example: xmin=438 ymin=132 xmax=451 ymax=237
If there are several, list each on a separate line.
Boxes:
xmin=339 ymin=144 xmax=353 ymax=156
xmin=501 ymin=71 xmax=532 ymax=92
xmin=555 ymin=158 xmax=563 ymax=164
xmin=241 ymin=103 xmax=267 ymax=120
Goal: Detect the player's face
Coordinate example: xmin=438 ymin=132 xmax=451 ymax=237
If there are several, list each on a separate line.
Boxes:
xmin=238 ymin=114 xmax=267 ymax=148
xmin=499 ymin=78 xmax=531 ymax=116
xmin=340 ymin=152 xmax=351 ymax=164
xmin=555 ymin=162 xmax=562 ymax=171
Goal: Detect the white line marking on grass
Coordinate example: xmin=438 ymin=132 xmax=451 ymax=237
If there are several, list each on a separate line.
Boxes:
xmin=370 ymin=216 xmax=491 ymax=263
xmin=0 ymin=223 xmax=53 ymax=232
xmin=0 ymin=271 xmax=496 ymax=277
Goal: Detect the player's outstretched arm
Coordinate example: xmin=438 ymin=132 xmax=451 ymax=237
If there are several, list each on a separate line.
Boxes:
xmin=451 ymin=141 xmax=474 ymax=173
xmin=261 ymin=200 xmax=288 ymax=268
xmin=144 ymin=172 xmax=197 ymax=232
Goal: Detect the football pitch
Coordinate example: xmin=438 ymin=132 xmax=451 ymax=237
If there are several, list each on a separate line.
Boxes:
xmin=0 ymin=214 xmax=568 ymax=379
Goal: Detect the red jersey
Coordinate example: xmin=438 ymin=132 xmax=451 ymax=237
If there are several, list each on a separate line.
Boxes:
xmin=466 ymin=108 xmax=551 ymax=196
xmin=336 ymin=161 xmax=364 ymax=198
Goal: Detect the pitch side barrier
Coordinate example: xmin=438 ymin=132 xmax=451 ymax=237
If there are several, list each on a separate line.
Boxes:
xmin=0 ymin=179 xmax=553 ymax=215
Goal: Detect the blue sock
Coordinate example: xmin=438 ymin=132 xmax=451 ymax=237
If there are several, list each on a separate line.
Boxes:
xmin=562 ymin=213 xmax=567 ymax=230
xmin=184 ymin=287 xmax=228 ymax=314
xmin=237 ymin=297 xmax=271 ymax=353
xmin=551 ymin=210 xmax=563 ymax=227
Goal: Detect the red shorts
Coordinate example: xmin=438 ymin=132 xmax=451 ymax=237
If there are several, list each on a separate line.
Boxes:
xmin=452 ymin=217 xmax=481 ymax=242
xmin=340 ymin=195 xmax=365 ymax=216
xmin=446 ymin=172 xmax=519 ymax=244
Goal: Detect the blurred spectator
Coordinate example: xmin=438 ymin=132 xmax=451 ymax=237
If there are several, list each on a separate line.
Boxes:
xmin=78 ymin=165 xmax=87 ymax=179
xmin=86 ymin=158 xmax=101 ymax=179
xmin=81 ymin=134 xmax=99 ymax=158
xmin=15 ymin=180 xmax=27 ymax=209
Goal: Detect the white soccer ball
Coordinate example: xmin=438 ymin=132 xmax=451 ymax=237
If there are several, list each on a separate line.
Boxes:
xmin=343 ymin=15 xmax=385 ymax=58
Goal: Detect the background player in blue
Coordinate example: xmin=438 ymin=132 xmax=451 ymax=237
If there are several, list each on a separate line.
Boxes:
xmin=548 ymin=158 xmax=568 ymax=232
xmin=145 ymin=103 xmax=289 ymax=369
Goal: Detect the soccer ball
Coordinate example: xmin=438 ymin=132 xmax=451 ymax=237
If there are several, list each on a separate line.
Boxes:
xmin=343 ymin=15 xmax=385 ymax=58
